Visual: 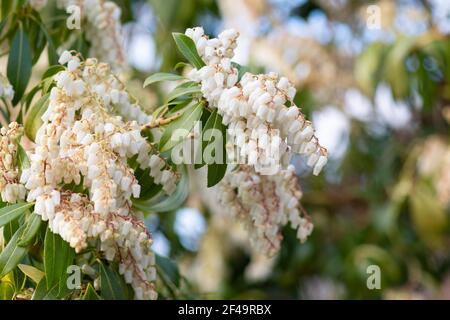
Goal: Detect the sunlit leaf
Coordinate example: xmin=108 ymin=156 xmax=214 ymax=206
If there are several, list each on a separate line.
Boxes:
xmin=159 ymin=100 xmax=204 ymax=152
xmin=172 ymin=32 xmax=205 ymax=69
xmin=143 ymin=72 xmax=184 ymax=87
xmin=18 ymin=264 xmax=44 ymax=284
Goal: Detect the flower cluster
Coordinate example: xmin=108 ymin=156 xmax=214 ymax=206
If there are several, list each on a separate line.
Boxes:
xmin=218 ymin=165 xmax=312 ymax=256
xmin=57 ymin=0 xmax=126 ymax=71
xmin=21 ymin=51 xmax=177 ymax=299
xmin=35 ymin=191 xmax=157 ymax=299
xmin=185 ymin=27 xmax=327 ymax=176
xmin=0 ymin=123 xmax=27 ymax=203
xmin=0 ymin=73 xmax=14 ymax=101
xmin=184 ymin=27 xmax=326 ymax=254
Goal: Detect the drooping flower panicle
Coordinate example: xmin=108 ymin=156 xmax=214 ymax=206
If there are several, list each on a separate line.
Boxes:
xmin=184 ymin=27 xmax=326 ymax=254
xmin=21 ymin=51 xmax=177 ymax=299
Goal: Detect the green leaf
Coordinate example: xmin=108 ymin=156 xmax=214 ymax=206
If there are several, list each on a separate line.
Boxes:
xmin=174 ymin=62 xmax=189 ymax=70
xmin=18 ymin=264 xmax=44 ymax=284
xmin=17 ymin=143 xmax=30 ymax=171
xmin=2 ymin=217 xmax=20 ymax=243
xmin=156 ymin=254 xmax=180 ymax=287
xmin=196 ymin=110 xmax=228 ymax=186
xmin=0 ymin=281 xmax=14 ymax=300
xmin=82 ymin=283 xmax=101 ymax=300
xmin=133 ymin=168 xmax=189 ymax=213
xmin=26 ymin=14 xmax=47 ymax=65
xmin=7 ymin=26 xmax=33 ymax=105
xmin=172 ymin=32 xmax=206 ymax=69
xmin=143 ymin=72 xmax=184 ymax=87
xmin=99 ymin=262 xmax=128 ymax=300
xmin=0 ymin=202 xmax=34 ymax=228
xmin=165 ymin=83 xmax=201 ymax=103
xmin=0 ymin=225 xmax=28 ymax=278
xmin=194 ymin=108 xmax=212 ymax=169
xmin=1 ymin=0 xmax=13 ymax=21
xmin=17 ymin=212 xmax=41 ymax=246
xmin=159 ymin=100 xmax=204 ymax=152
xmin=44 ymin=228 xmax=75 ymax=293
xmin=41 ymin=65 xmax=65 ymax=80
xmin=24 ymin=93 xmax=49 ymax=141
xmin=32 ymin=277 xmax=58 ymax=300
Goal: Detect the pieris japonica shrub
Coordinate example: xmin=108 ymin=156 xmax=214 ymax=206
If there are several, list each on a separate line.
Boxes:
xmin=0 ymin=1 xmax=326 ymax=300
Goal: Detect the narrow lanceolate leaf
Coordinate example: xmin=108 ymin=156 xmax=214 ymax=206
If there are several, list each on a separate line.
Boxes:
xmin=2 ymin=217 xmax=20 ymax=243
xmin=99 ymin=262 xmax=128 ymax=300
xmin=17 ymin=213 xmax=42 ymax=247
xmin=156 ymin=254 xmax=180 ymax=287
xmin=203 ymin=111 xmax=227 ymax=187
xmin=7 ymin=27 xmax=33 ymax=105
xmin=44 ymin=228 xmax=75 ymax=291
xmin=0 ymin=225 xmax=28 ymax=278
xmin=18 ymin=264 xmax=44 ymax=284
xmin=24 ymin=93 xmax=49 ymax=141
xmin=82 ymin=283 xmax=101 ymax=300
xmin=133 ymin=168 xmax=189 ymax=213
xmin=32 ymin=277 xmax=58 ymax=300
xmin=41 ymin=65 xmax=65 ymax=80
xmin=0 ymin=202 xmax=34 ymax=228
xmin=172 ymin=33 xmax=206 ymax=69
xmin=159 ymin=101 xmax=204 ymax=152
xmin=143 ymin=72 xmax=184 ymax=87
xmin=17 ymin=143 xmax=30 ymax=171
xmin=165 ymin=83 xmax=201 ymax=103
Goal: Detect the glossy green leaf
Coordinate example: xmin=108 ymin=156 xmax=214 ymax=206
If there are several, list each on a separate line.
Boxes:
xmin=99 ymin=262 xmax=128 ymax=300
xmin=2 ymin=217 xmax=20 ymax=243
xmin=133 ymin=168 xmax=189 ymax=213
xmin=17 ymin=143 xmax=30 ymax=171
xmin=32 ymin=277 xmax=58 ymax=300
xmin=17 ymin=213 xmax=41 ymax=247
xmin=44 ymin=228 xmax=75 ymax=292
xmin=24 ymin=93 xmax=49 ymax=141
xmin=0 ymin=225 xmax=28 ymax=278
xmin=0 ymin=202 xmax=34 ymax=228
xmin=200 ymin=110 xmax=227 ymax=187
xmin=159 ymin=100 xmax=204 ymax=152
xmin=41 ymin=65 xmax=65 ymax=80
xmin=82 ymin=283 xmax=101 ymax=300
xmin=156 ymin=254 xmax=180 ymax=287
xmin=7 ymin=27 xmax=32 ymax=105
xmin=165 ymin=83 xmax=201 ymax=103
xmin=172 ymin=32 xmax=205 ymax=69
xmin=143 ymin=72 xmax=184 ymax=87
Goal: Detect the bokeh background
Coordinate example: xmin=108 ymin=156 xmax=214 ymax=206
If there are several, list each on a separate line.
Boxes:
xmin=123 ymin=0 xmax=449 ymax=300
xmin=12 ymin=0 xmax=450 ymax=299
